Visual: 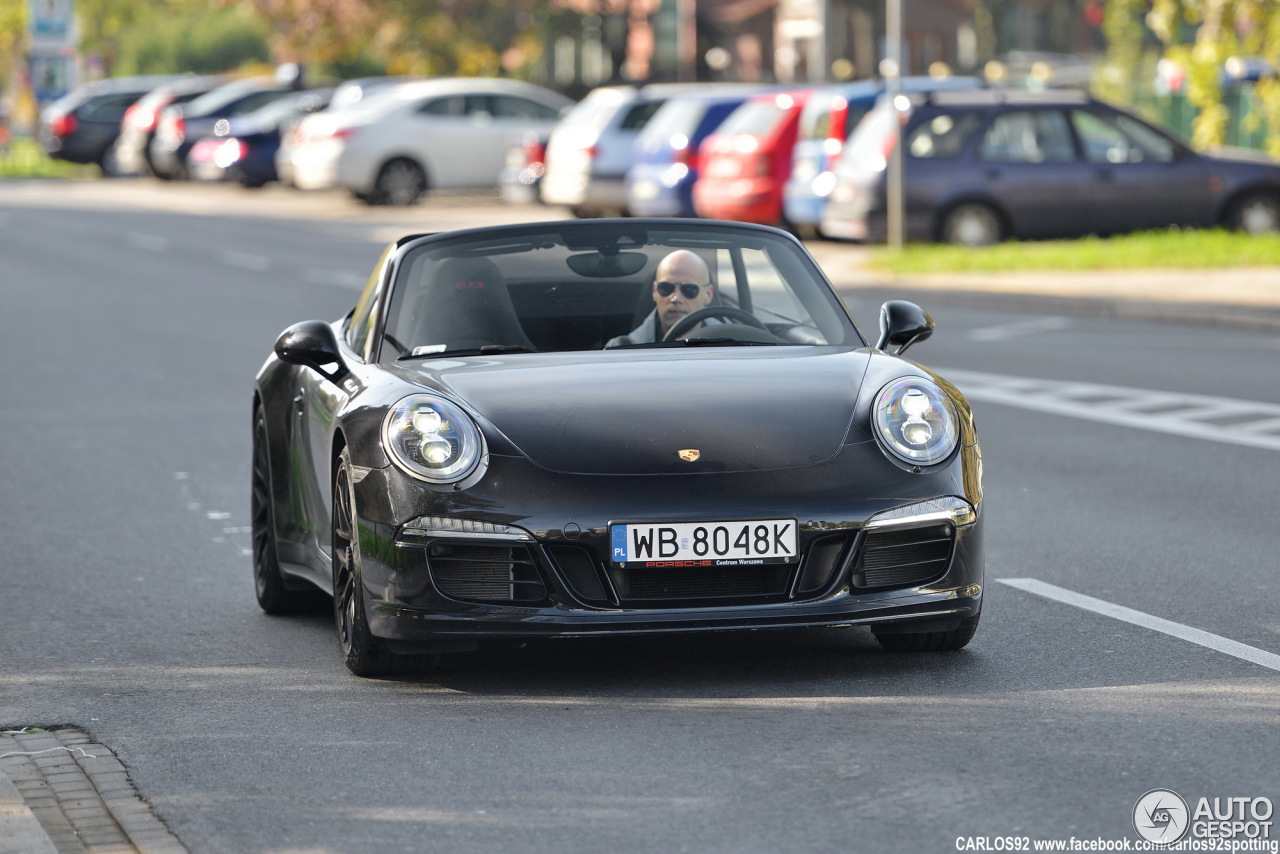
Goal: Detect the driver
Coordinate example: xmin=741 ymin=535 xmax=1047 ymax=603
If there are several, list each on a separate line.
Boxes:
xmin=610 ymin=250 xmax=717 ymax=345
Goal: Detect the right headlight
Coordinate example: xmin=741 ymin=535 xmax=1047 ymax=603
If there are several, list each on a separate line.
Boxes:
xmin=872 ymin=377 xmax=960 ymax=466
xmin=383 ymin=394 xmax=484 ymax=483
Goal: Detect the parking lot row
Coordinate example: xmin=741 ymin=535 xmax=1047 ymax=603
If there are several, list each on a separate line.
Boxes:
xmin=38 ymin=73 xmax=1280 ymax=248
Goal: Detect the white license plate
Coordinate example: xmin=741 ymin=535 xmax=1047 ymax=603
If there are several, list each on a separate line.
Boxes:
xmin=610 ymin=519 xmax=797 ymax=567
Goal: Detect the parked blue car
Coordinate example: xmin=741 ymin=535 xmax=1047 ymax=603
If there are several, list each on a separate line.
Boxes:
xmin=625 ymin=86 xmax=769 ymax=217
xmin=783 ymin=76 xmax=981 ymax=236
xmin=188 ymin=89 xmax=330 ymax=187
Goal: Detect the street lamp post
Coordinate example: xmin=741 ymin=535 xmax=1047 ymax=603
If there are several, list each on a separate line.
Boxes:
xmin=884 ymin=0 xmax=904 ymax=250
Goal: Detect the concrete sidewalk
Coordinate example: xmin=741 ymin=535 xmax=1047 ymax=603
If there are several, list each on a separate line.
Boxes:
xmin=0 ymin=729 xmax=185 ymax=854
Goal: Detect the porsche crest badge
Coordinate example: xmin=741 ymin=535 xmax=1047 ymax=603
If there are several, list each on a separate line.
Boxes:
xmin=678 ymin=449 xmax=700 ymax=462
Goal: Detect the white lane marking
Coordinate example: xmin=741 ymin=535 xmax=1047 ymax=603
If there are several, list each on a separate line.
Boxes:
xmin=127 ymin=233 xmax=169 ymax=252
xmin=998 ymin=578 xmax=1280 ymax=673
xmin=219 ymin=250 xmax=271 ymax=271
xmin=967 ymin=316 xmax=1073 ymax=341
xmin=304 ymin=268 xmax=366 ymax=289
xmin=1237 ymin=417 xmax=1280 ymax=435
xmin=942 ymin=368 xmax=1280 ymax=451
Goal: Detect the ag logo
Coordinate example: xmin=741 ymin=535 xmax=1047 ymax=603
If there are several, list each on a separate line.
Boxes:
xmin=1134 ymin=789 xmax=1190 ymax=843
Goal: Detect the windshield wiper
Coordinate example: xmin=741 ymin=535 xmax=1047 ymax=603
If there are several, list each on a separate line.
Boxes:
xmin=399 ymin=344 xmax=536 ymax=360
xmin=675 ymin=337 xmax=777 ymax=347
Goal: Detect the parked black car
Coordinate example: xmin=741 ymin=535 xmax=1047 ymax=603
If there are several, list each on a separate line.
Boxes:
xmin=149 ymin=78 xmax=301 ymax=180
xmin=822 ymin=89 xmax=1280 ymax=244
xmin=38 ymin=75 xmax=181 ymax=174
xmin=252 ymin=218 xmax=984 ymax=677
xmin=188 ymin=88 xmax=331 ymax=187
xmin=113 ymin=75 xmax=228 ymax=177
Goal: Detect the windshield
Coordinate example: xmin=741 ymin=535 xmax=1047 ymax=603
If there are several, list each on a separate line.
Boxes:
xmin=638 ymin=98 xmax=706 ymax=143
xmin=242 ymin=90 xmax=330 ymax=126
xmin=377 ymin=221 xmax=862 ymax=359
xmin=717 ymin=100 xmax=786 ymax=136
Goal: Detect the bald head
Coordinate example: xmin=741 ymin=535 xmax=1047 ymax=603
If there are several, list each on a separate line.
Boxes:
xmin=652 ymin=250 xmax=713 ymax=336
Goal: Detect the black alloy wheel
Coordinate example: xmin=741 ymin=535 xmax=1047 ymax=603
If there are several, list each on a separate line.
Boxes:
xmin=252 ymin=410 xmax=320 ymax=614
xmin=332 ymin=447 xmax=435 ymax=677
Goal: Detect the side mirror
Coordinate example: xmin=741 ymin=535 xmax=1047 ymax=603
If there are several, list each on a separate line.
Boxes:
xmin=875 ymin=300 xmax=934 ymax=355
xmin=274 ymin=320 xmax=348 ymax=381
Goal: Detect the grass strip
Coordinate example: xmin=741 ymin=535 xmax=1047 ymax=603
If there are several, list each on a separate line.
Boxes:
xmin=0 ymin=136 xmax=99 ymax=179
xmin=870 ymin=229 xmax=1280 ymax=273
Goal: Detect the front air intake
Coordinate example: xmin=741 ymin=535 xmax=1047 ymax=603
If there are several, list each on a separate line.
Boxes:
xmin=851 ymin=522 xmax=954 ymax=590
xmin=428 ymin=543 xmax=545 ymax=603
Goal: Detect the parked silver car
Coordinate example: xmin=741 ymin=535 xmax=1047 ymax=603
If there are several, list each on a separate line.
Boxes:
xmin=287 ymin=77 xmax=573 ymax=205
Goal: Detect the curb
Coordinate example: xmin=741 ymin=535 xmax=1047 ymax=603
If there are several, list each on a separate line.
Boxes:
xmin=0 ymin=729 xmax=186 ymax=854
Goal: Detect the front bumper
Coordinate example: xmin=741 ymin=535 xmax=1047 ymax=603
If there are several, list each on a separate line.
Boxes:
xmin=292 ymin=140 xmax=343 ymax=191
xmin=351 ymin=444 xmax=984 ymax=649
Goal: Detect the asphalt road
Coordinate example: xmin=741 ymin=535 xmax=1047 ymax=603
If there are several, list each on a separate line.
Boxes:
xmin=2 ymin=180 xmax=1278 ymax=854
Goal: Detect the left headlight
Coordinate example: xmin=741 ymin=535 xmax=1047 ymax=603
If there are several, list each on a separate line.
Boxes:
xmin=872 ymin=377 xmax=960 ymax=466
xmin=383 ymin=394 xmax=484 ymax=483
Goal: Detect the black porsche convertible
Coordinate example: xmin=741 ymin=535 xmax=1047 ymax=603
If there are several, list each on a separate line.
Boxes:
xmin=252 ymin=218 xmax=984 ymax=677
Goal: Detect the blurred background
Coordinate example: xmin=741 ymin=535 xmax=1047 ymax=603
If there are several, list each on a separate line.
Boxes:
xmin=2 ymin=0 xmax=1280 ymax=246
xmin=3 ymin=0 xmax=1278 ymax=142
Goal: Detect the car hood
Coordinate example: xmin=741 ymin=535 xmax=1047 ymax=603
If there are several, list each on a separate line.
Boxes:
xmin=399 ymin=348 xmax=873 ymax=475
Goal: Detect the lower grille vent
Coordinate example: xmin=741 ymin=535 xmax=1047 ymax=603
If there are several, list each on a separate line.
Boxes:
xmin=796 ymin=534 xmax=850 ymax=594
xmin=852 ymin=523 xmax=954 ymax=590
xmin=429 ymin=543 xmax=545 ymax=603
xmin=545 ymin=544 xmax=611 ymax=603
xmin=610 ymin=564 xmax=789 ymax=603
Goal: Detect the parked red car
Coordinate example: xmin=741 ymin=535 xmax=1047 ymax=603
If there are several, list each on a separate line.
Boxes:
xmin=692 ymin=89 xmax=811 ymax=226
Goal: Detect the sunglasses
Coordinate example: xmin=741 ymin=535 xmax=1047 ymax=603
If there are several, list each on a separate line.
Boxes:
xmin=656 ymin=281 xmax=707 ymax=299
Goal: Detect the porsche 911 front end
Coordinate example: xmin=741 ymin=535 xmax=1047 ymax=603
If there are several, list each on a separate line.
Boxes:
xmin=253 ymin=219 xmax=983 ymax=677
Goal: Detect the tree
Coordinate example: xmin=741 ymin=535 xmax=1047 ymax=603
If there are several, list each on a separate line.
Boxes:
xmin=1144 ymin=0 xmax=1280 ymax=155
xmin=221 ymin=0 xmax=382 ymax=73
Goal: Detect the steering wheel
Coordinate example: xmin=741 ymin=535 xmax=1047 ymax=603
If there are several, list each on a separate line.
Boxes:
xmin=663 ymin=306 xmax=770 ymax=342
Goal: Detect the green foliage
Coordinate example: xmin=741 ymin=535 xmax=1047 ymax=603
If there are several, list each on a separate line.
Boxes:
xmin=114 ymin=8 xmax=270 ymax=75
xmin=0 ymin=0 xmax=26 ymax=87
xmin=0 ymin=137 xmax=97 ymax=179
xmin=871 ymin=229 xmax=1280 ymax=274
xmin=374 ymin=0 xmax=546 ymax=78
xmin=1142 ymin=1 xmax=1280 ymax=152
xmin=323 ymin=53 xmax=388 ymax=81
xmin=1096 ymin=0 xmax=1148 ymax=104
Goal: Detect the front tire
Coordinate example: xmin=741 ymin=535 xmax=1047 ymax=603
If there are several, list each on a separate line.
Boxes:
xmin=940 ymin=202 xmax=1003 ymax=246
xmin=873 ymin=615 xmax=980 ymax=652
xmin=333 ymin=447 xmax=435 ymax=678
xmin=1226 ymin=191 xmax=1280 ymax=234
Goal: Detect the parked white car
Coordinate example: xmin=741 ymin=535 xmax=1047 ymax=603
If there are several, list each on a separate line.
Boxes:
xmin=287 ymin=77 xmax=574 ymax=204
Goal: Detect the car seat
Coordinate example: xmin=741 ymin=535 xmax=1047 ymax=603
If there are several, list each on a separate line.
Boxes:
xmin=410 ymin=256 xmax=535 ymax=352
